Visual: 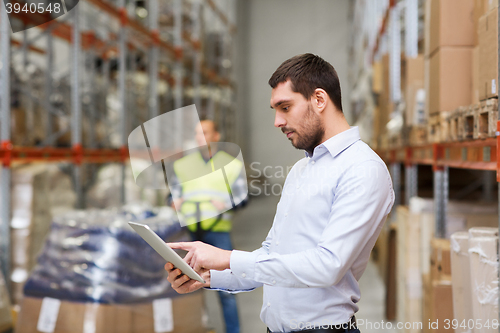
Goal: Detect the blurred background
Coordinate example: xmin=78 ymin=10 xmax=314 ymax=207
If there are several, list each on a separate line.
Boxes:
xmin=0 ymin=0 xmax=499 ymax=332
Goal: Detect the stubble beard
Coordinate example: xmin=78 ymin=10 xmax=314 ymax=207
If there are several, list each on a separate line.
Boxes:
xmin=290 ymin=104 xmax=325 ymax=154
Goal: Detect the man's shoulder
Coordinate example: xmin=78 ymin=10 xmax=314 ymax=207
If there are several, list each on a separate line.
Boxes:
xmin=341 ymin=140 xmax=385 ymax=165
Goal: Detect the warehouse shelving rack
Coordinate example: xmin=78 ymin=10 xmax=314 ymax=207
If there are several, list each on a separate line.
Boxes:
xmin=0 ymin=0 xmax=237 ymax=292
xmin=350 ymin=0 xmax=500 ymax=324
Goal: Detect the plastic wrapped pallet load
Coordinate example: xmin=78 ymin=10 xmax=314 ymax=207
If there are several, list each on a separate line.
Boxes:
xmin=450 ymin=231 xmax=473 ymax=333
xmin=468 ymin=227 xmax=499 ymax=333
xmin=15 ymin=207 xmax=206 ymax=333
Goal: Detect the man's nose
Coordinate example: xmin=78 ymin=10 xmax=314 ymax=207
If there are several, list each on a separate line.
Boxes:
xmin=274 ymin=112 xmax=286 ymax=128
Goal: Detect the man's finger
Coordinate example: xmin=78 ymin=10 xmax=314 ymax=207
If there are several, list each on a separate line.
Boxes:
xmin=194 ymin=261 xmax=202 ymax=273
xmin=167 ymin=242 xmax=192 ymax=250
xmin=164 ymin=262 xmax=174 ymax=271
xmin=184 ymin=251 xmax=194 ymax=265
xmin=172 ymin=273 xmax=190 ymax=289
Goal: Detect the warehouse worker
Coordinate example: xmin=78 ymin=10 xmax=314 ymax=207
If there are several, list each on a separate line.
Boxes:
xmin=170 ymin=119 xmax=246 ymax=333
xmin=165 ymin=54 xmax=395 ymax=333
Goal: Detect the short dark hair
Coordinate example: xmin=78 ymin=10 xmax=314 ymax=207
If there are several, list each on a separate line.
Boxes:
xmin=268 ymin=53 xmax=343 ymax=112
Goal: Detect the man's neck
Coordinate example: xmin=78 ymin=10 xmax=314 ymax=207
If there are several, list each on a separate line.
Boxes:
xmin=319 ymin=112 xmax=351 ymax=144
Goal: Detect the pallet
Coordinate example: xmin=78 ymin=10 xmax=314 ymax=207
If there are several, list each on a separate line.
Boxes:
xmin=447 ymin=108 xmax=462 ymax=142
xmin=427 ymin=114 xmax=440 ymax=143
xmin=388 ymin=132 xmax=404 ymax=149
xmin=462 ymin=104 xmax=477 ymax=140
xmin=475 ymin=98 xmax=498 ymax=139
xmin=427 ymin=112 xmax=449 ymax=143
xmin=379 ymin=132 xmax=389 ymax=151
xmin=408 ymin=125 xmax=427 ymax=146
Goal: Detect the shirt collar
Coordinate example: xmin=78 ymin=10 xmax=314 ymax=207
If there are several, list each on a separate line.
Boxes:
xmin=305 ymin=126 xmax=361 ymax=159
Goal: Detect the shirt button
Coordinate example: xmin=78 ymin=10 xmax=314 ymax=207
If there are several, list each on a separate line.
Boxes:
xmin=267 ymin=302 xmax=271 ymax=307
xmin=276 ymin=241 xmax=279 ymax=245
xmin=284 ymin=213 xmax=288 ymax=217
xmin=241 ymin=273 xmax=246 ymax=278
xmin=311 ymin=160 xmax=316 ymax=165
xmin=296 ymin=185 xmax=299 ymax=189
xmin=272 ymin=280 xmax=276 ymax=284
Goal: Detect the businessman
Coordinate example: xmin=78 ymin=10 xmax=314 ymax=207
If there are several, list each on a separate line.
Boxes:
xmin=165 ymin=53 xmax=395 ymax=333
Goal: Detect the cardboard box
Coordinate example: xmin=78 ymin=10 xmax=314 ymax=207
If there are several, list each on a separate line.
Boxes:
xmin=15 ymin=292 xmax=205 ymax=333
xmin=423 ymin=279 xmax=455 ymax=333
xmin=472 ymin=46 xmax=481 ymax=103
xmin=430 ymin=238 xmax=452 ymax=282
xmin=372 ymin=61 xmax=383 ymax=94
xmin=426 ymin=0 xmax=475 ymax=57
xmin=478 ymin=7 xmax=498 ymax=100
xmin=396 ymin=206 xmax=409 ymax=326
xmin=0 ymin=266 xmax=13 ymax=333
xmin=474 ymin=0 xmax=499 ymax=44
xmin=405 ymin=55 xmax=425 ymax=126
xmin=11 ymin=165 xmax=52 ymax=272
xmin=468 ymin=227 xmax=499 ymax=333
xmin=450 ymin=232 xmax=474 ymax=332
xmin=429 ymin=281 xmax=455 ymax=333
xmin=396 ymin=205 xmax=423 ymax=333
xmin=428 ymin=47 xmax=473 ymax=114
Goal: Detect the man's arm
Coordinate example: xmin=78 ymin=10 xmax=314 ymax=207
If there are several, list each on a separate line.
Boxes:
xmin=166 ymin=224 xmax=274 ymax=293
xmin=175 ymin=160 xmax=394 ymax=288
xmin=230 ymin=160 xmax=394 ymax=288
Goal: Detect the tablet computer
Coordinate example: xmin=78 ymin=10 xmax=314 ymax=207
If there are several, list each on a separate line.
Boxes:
xmin=128 ymin=221 xmax=206 ymax=284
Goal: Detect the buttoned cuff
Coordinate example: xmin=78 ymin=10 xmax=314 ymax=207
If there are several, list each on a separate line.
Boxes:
xmin=230 ymin=249 xmax=258 ymax=280
xmin=209 ymin=269 xmax=233 ymax=289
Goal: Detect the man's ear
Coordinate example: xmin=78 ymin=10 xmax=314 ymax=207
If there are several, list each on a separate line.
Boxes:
xmin=215 ymin=132 xmax=221 ymax=142
xmin=312 ymin=88 xmax=327 ymax=113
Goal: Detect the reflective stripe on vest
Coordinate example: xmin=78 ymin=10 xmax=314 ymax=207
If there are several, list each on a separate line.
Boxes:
xmin=173 ymin=150 xmax=243 ymax=232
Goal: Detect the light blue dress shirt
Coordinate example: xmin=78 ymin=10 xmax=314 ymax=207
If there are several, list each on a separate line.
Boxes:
xmin=210 ymin=127 xmax=395 ymax=332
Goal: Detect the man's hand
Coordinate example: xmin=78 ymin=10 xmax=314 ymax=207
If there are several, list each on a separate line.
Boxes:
xmin=165 ymin=262 xmax=210 ymax=294
xmin=168 ymin=241 xmax=232 ymax=272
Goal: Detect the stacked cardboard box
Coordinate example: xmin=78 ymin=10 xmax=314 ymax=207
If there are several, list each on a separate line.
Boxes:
xmin=393 ymin=197 xmax=498 ymax=332
xmin=15 ymin=292 xmax=205 ymax=333
xmin=468 ymin=227 xmax=499 ymax=333
xmin=428 ymin=239 xmax=454 ymax=333
xmin=478 ymin=7 xmax=498 ymax=100
xmin=450 ymin=232 xmax=473 ymax=333
xmin=10 ymin=165 xmax=53 ymax=305
xmin=472 ymin=46 xmax=481 ymax=103
xmin=372 ymin=55 xmax=392 ymax=149
xmin=474 ymin=0 xmax=499 ymax=44
xmin=405 ymin=55 xmax=426 ymax=126
xmin=425 ymin=0 xmax=475 ymax=117
xmin=0 ymin=266 xmax=13 ymax=333
xmin=8 ymin=165 xmax=76 ymax=307
xmin=396 ymin=205 xmax=423 ymax=333
xmin=449 ymin=228 xmax=500 ymax=333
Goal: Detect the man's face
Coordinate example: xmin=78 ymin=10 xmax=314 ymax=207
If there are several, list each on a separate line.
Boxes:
xmin=270 ymin=80 xmax=324 ymax=154
xmin=195 ymin=120 xmax=220 ymax=146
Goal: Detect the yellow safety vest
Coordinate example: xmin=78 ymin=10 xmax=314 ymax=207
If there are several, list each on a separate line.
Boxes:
xmin=173 ymin=150 xmax=243 ymax=232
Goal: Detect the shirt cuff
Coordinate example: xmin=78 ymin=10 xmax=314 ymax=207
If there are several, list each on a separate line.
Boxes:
xmin=209 ymin=269 xmax=233 ymax=289
xmin=230 ymin=249 xmax=258 ymax=281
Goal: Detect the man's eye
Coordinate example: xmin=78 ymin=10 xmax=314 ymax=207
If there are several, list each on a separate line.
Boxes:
xmin=283 ymin=106 xmax=289 ymax=111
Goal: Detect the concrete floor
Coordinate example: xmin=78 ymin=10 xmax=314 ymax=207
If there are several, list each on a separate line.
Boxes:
xmin=203 ymin=195 xmax=394 ymax=333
